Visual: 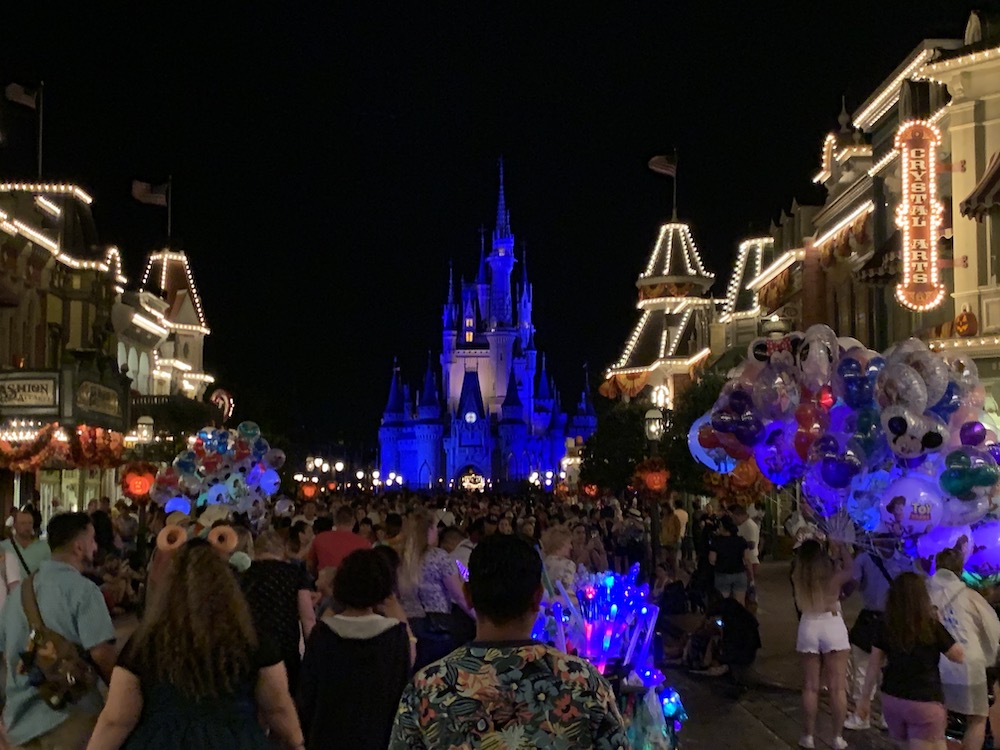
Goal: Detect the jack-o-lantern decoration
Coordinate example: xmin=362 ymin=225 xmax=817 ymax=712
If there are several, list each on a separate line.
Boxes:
xmin=955 ymin=311 xmax=978 ymax=338
xmin=121 ymin=461 xmax=159 ymax=504
xmin=633 ymin=457 xmax=670 ymax=494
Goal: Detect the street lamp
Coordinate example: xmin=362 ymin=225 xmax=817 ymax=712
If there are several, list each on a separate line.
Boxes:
xmin=644 ymin=408 xmax=665 ymax=576
xmin=644 ymin=409 xmax=665 ymax=448
xmin=334 ymin=461 xmax=345 ymax=473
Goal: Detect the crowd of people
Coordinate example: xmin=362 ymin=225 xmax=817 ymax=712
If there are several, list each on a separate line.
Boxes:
xmin=0 ymin=490 xmax=676 ymax=750
xmin=791 ymin=533 xmax=1000 ymax=750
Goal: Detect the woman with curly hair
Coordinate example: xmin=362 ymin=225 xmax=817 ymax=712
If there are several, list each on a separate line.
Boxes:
xmin=298 ymin=549 xmax=410 ymax=750
xmin=86 ymin=538 xmax=304 ymax=750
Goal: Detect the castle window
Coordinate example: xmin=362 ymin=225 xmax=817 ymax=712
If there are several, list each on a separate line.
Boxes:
xmin=465 ymin=318 xmax=474 ymax=328
xmin=465 ymin=331 xmax=473 ymax=343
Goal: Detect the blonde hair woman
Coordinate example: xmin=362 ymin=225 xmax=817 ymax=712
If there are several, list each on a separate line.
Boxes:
xmin=541 ymin=526 xmax=577 ymax=594
xmin=398 ymin=509 xmax=472 ymax=671
xmin=791 ymin=539 xmax=854 ymax=750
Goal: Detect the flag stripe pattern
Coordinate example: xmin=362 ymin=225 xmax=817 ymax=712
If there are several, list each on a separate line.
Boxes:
xmin=131 ymin=180 xmax=168 ymax=207
xmin=5 ymin=83 xmax=36 ymax=110
xmin=648 ymin=155 xmax=677 ymax=177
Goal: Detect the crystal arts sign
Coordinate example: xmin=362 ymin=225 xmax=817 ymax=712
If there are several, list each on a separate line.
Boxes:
xmin=895 ymin=121 xmax=945 ymax=311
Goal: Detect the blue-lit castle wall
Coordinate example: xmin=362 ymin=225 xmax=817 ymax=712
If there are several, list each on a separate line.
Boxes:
xmin=378 ymin=164 xmax=597 ymax=489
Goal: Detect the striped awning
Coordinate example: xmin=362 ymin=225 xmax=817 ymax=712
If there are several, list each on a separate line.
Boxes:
xmin=960 ymin=151 xmax=1000 ymax=222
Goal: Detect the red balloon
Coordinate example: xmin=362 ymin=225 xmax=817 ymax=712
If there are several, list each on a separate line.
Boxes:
xmin=794 ymin=430 xmax=818 ymax=461
xmin=719 ymin=433 xmax=753 ymax=460
xmin=698 ymin=423 xmax=720 ymax=449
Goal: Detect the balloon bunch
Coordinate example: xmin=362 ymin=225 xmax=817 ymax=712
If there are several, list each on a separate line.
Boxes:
xmin=690 ymin=326 xmax=1000 ymax=578
xmin=151 ymin=421 xmax=286 ymax=514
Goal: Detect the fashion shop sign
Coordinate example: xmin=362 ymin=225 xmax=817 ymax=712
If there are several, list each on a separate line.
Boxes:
xmin=894 ymin=120 xmax=945 ymax=312
xmin=0 ymin=374 xmax=58 ymax=411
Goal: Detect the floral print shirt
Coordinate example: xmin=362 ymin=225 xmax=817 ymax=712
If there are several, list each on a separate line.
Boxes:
xmin=388 ymin=641 xmax=629 ymax=750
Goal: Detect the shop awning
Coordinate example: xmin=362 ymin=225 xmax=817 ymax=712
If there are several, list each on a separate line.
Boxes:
xmin=858 ymin=230 xmax=900 ymax=283
xmin=960 ymin=151 xmax=1000 ymax=222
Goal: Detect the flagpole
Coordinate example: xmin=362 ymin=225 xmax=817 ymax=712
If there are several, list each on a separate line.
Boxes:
xmin=167 ymin=175 xmax=172 ymax=241
xmin=671 ymin=147 xmax=678 ymax=221
xmin=37 ymin=81 xmax=43 ymax=179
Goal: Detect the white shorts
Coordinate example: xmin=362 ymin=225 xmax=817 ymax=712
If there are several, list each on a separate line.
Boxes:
xmin=797 ymin=611 xmax=850 ymax=654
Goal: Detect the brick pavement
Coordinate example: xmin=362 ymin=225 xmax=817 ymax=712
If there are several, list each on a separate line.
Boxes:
xmin=670 ymin=561 xmax=896 ymax=750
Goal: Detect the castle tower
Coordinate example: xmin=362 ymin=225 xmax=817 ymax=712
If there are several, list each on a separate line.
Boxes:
xmin=475 ymin=228 xmax=490 ymax=325
xmin=378 ymin=360 xmax=406 ymax=479
xmin=487 ymin=158 xmax=516 ymax=327
xmin=415 ymin=355 xmax=444 ymax=488
xmin=517 ymin=247 xmax=534 ymax=349
xmin=498 ymin=363 xmax=528 ymax=481
xmin=441 ymin=263 xmax=458 ymax=401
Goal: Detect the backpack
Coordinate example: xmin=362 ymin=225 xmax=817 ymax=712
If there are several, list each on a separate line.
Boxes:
xmin=17 ymin=574 xmax=96 ymax=710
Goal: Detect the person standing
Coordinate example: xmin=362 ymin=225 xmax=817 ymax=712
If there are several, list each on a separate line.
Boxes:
xmin=730 ymin=505 xmax=760 ymax=590
xmin=660 ymin=503 xmax=683 ymax=575
xmin=3 ymin=509 xmax=51 ymax=578
xmin=843 ymin=538 xmax=911 ymax=731
xmin=298 ymin=550 xmax=410 ymax=750
xmin=241 ymin=531 xmax=316 ymax=692
xmin=306 ymin=505 xmax=371 ymax=575
xmin=388 ymin=534 xmax=628 ymax=749
xmin=792 ymin=539 xmax=853 ymax=750
xmin=0 ymin=513 xmax=116 ymax=749
xmin=708 ymin=516 xmax=751 ymax=600
xmin=398 ymin=510 xmax=471 ymax=671
xmin=87 ymin=537 xmax=304 ymax=750
xmin=925 ymin=547 xmax=1000 ymax=750
xmin=858 ymin=572 xmax=965 ymax=750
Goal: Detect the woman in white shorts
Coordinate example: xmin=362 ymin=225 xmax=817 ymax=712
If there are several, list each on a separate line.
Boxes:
xmin=792 ymin=539 xmax=853 ymax=750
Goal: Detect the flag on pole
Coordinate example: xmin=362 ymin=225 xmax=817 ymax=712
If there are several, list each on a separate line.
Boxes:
xmin=648 ymin=154 xmax=677 ymax=178
xmin=131 ymin=180 xmax=168 ymax=207
xmin=5 ymin=83 xmax=37 ymax=110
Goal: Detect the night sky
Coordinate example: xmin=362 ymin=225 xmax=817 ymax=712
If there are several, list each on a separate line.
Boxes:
xmin=0 ymin=3 xmax=982 ymax=449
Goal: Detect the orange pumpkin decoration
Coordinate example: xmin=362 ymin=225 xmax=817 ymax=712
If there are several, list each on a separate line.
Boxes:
xmin=643 ymin=470 xmax=669 ymax=492
xmin=955 ymin=311 xmax=978 ymax=338
xmin=300 ymin=483 xmax=318 ymax=499
xmin=121 ymin=461 xmax=159 ymax=504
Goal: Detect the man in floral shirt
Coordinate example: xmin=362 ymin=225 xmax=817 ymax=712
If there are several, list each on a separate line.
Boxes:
xmin=389 ymin=534 xmax=629 ymax=750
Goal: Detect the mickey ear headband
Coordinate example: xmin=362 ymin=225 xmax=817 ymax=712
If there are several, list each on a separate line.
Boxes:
xmin=157 ymin=523 xmax=238 ymax=555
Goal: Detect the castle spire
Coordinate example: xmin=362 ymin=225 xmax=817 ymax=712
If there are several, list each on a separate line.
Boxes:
xmin=494 ymin=156 xmax=511 ymax=241
xmin=447 ymin=260 xmax=455 ymax=305
xmin=521 ymin=242 xmax=529 ymax=292
xmin=419 ymin=352 xmax=438 ymax=408
xmin=476 ymin=225 xmax=488 ymax=284
xmin=383 ymin=358 xmax=405 ymax=417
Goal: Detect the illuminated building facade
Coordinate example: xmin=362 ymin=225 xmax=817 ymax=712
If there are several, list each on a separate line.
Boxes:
xmin=602 ymin=159 xmax=716 ymax=406
xmin=379 ymin=163 xmax=597 ymax=489
xmin=0 ymin=180 xmax=218 ymax=517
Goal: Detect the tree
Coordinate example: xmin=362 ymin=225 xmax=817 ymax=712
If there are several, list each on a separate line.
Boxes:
xmin=661 ymin=372 xmax=728 ymax=495
xmin=579 ymin=399 xmax=649 ymax=493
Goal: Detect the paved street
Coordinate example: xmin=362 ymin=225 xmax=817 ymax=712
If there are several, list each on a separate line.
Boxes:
xmin=671 ymin=560 xmax=895 ymax=750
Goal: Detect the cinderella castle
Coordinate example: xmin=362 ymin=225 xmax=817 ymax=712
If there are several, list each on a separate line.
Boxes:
xmin=379 ymin=162 xmax=597 ymax=490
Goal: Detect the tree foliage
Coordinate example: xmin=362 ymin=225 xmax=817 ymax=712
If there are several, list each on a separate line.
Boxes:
xmin=580 ymin=371 xmax=727 ymax=495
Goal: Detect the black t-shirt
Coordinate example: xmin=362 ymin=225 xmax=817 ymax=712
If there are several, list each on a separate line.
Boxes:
xmin=118 ymin=634 xmax=281 ymax=691
xmin=710 ymin=534 xmax=749 ymax=574
xmin=872 ymin=620 xmax=956 ymax=702
xmin=240 ymin=559 xmax=313 ymax=658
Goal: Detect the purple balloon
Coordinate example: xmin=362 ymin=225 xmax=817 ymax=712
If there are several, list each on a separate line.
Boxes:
xmin=728 ymin=389 xmax=753 ymax=414
xmin=989 ymin=444 xmax=1000 ymax=465
xmin=961 ymin=421 xmax=987 ymax=447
